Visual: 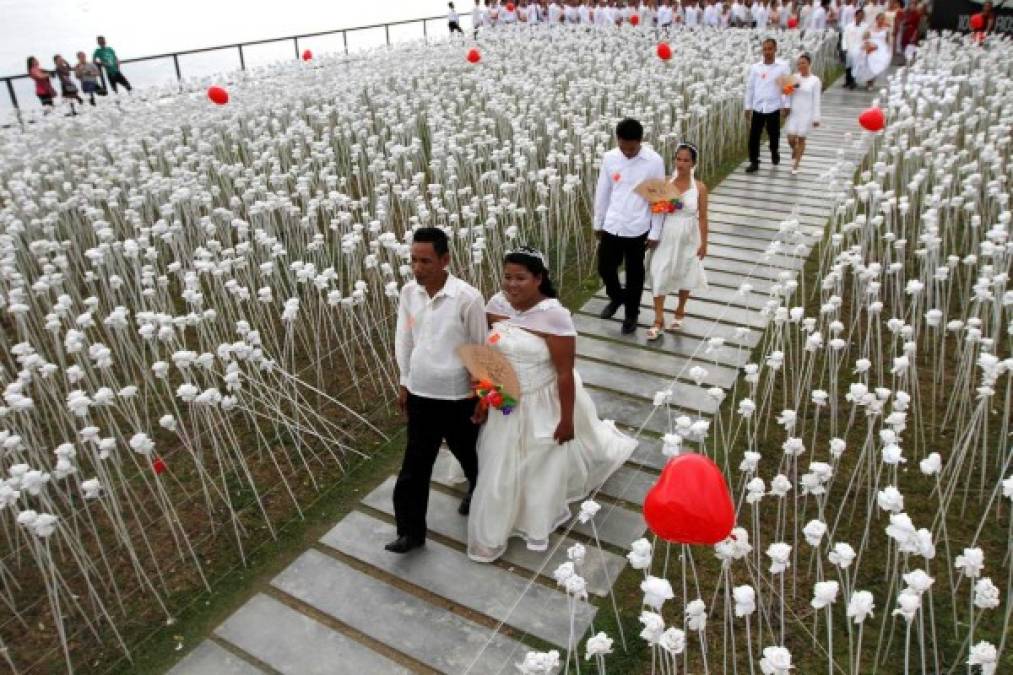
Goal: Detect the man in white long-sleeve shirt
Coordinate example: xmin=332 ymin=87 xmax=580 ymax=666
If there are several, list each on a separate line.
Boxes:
xmin=388 ymin=227 xmax=487 ymax=553
xmin=684 ymin=0 xmax=701 ymax=27
xmin=594 ymin=118 xmax=665 ymax=334
xmin=743 ymin=38 xmax=790 ymax=173
xmin=703 ymin=0 xmax=721 ymax=28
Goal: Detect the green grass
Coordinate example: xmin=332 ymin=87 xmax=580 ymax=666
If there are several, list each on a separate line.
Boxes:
xmin=103 ymin=426 xmax=406 ymax=674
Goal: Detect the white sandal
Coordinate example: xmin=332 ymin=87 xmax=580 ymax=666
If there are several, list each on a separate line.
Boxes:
xmin=666 ymin=316 xmax=685 ymax=332
xmin=646 ymin=324 xmax=664 ymax=341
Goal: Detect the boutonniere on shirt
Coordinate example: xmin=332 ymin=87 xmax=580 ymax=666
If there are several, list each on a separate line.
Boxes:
xmin=612 ymin=172 xmax=622 ymax=183
xmin=487 ymin=332 xmax=501 ymax=345
xmin=406 ymin=314 xmax=416 ymax=329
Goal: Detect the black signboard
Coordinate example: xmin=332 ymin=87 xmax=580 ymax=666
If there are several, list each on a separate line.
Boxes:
xmin=929 ymin=0 xmax=1013 ymax=33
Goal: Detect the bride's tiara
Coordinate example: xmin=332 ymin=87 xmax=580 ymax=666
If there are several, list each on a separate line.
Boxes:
xmin=508 ymin=245 xmax=549 ymax=268
xmin=677 ymin=141 xmax=699 ymax=155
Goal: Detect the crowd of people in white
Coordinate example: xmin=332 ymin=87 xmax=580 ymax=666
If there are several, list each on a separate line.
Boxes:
xmin=456 ymin=0 xmax=929 ymax=39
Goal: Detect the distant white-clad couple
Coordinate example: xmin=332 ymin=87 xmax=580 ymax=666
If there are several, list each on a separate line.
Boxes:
xmin=387 ymin=227 xmax=636 ymax=561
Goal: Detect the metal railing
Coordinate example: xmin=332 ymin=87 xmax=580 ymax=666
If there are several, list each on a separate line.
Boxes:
xmin=2 ymin=13 xmax=464 ymax=112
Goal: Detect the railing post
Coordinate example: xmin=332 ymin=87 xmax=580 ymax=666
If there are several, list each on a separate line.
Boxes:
xmin=237 ymin=44 xmax=246 ymax=70
xmin=172 ymin=53 xmax=182 ymax=89
xmin=5 ymin=78 xmax=17 ymax=110
xmin=294 ymin=37 xmax=300 ymax=59
xmin=423 ymin=20 xmax=428 ymax=43
xmin=385 ymin=24 xmax=391 ymax=46
xmin=343 ymin=31 xmax=349 ymax=54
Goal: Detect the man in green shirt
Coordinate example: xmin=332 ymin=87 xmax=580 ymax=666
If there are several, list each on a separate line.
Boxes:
xmin=92 ymin=36 xmax=132 ymax=93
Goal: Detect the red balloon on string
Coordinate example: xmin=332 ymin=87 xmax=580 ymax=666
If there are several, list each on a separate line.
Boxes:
xmin=630 ymin=14 xmax=640 ymax=26
xmin=152 ymin=457 xmax=168 ymax=476
xmin=207 ymin=86 xmax=229 ymax=105
xmin=858 ymin=106 xmax=886 ymax=132
xmin=657 ymin=42 xmax=673 ymax=60
xmin=506 ymin=2 xmax=515 ymax=11
xmin=787 ymin=16 xmax=799 ymax=28
xmin=302 ymin=49 xmax=313 ymax=61
xmin=643 ymin=453 xmax=735 ymax=545
xmin=466 ymin=48 xmax=481 ymax=64
xmin=969 ymin=13 xmax=985 ymax=31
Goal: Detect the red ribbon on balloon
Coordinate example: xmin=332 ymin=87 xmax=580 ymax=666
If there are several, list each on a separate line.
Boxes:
xmin=657 ymin=42 xmax=673 ymax=61
xmin=643 ymin=453 xmax=735 ymax=545
xmin=858 ymin=106 xmax=886 ymax=132
xmin=207 ymin=86 xmax=229 ymax=105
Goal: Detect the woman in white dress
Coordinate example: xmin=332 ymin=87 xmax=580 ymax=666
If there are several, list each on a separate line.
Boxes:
xmin=646 ymin=143 xmax=709 ymax=341
xmin=784 ymin=53 xmax=822 ymax=175
xmin=849 ymin=12 xmax=891 ymax=89
xmin=467 ymin=248 xmax=637 ymax=563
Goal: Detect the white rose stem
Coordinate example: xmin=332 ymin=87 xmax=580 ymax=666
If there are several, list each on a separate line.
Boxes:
xmin=590 ymin=518 xmax=628 ymax=651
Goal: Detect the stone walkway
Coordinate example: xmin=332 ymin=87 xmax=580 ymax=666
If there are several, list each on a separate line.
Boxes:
xmin=170 ymin=80 xmax=875 ymax=674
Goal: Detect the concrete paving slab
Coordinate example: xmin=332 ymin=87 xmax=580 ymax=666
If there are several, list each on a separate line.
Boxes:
xmin=319 ymin=511 xmax=596 ymax=648
xmin=273 ymin=550 xmax=533 ymax=673
xmin=576 ymin=334 xmax=738 ymax=388
xmin=362 ymin=474 xmax=627 ymax=598
xmin=576 ymin=357 xmax=719 ymax=413
xmin=168 ymin=641 xmax=266 ymax=675
xmin=573 ymin=314 xmax=752 ymax=368
xmin=214 ymin=594 xmax=411 ymax=674
xmin=579 ymin=299 xmax=760 ymax=348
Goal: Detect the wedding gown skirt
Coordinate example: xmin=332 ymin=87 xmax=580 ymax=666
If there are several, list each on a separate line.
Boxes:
xmin=850 ymin=30 xmax=891 ymax=84
xmin=467 ymin=323 xmax=637 ymax=563
xmin=649 ymin=183 xmax=708 ymax=297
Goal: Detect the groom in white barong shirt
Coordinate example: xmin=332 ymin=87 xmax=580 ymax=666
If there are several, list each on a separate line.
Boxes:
xmin=386 ymin=226 xmax=487 ymax=554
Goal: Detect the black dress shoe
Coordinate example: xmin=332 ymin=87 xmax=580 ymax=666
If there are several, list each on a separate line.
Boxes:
xmin=599 ymin=298 xmax=623 ymax=320
xmin=458 ymin=494 xmax=472 ymax=516
xmin=621 ymin=319 xmax=638 ymax=335
xmin=745 ymin=164 xmax=759 ymax=174
xmin=771 ymin=153 xmax=780 ymax=166
xmin=384 ymin=536 xmax=425 ymax=553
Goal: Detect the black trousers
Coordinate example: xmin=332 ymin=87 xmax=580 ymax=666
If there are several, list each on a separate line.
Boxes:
xmin=597 ymin=231 xmax=647 ymax=322
xmin=449 ymin=20 xmax=463 ymax=34
xmin=748 ymin=110 xmax=781 ymax=167
xmin=108 ymin=71 xmax=131 ymax=93
xmin=393 ymin=394 xmax=479 ymax=541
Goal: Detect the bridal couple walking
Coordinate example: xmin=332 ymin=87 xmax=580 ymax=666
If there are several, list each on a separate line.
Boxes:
xmin=386 ymin=228 xmax=635 ymax=560
xmin=387 ymin=118 xmax=710 ymax=561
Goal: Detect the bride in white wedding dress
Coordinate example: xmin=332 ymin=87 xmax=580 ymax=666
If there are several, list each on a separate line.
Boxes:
xmin=467 ymin=247 xmax=638 ymax=563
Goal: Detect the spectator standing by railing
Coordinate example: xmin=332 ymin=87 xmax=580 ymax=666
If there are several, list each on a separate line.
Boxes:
xmin=27 ymin=57 xmax=56 ymax=112
xmin=53 ymin=55 xmax=83 ymax=114
xmin=74 ymin=52 xmax=102 ymax=106
xmin=93 ymin=36 xmax=132 ymax=94
xmin=448 ymin=2 xmax=465 ymax=35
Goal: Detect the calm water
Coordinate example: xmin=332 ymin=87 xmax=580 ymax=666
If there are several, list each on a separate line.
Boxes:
xmin=0 ymin=0 xmax=462 ymax=111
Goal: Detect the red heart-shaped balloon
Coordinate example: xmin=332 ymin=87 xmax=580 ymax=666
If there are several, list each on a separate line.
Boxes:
xmin=630 ymin=14 xmax=640 ymax=26
xmin=858 ymin=106 xmax=886 ymax=132
xmin=657 ymin=42 xmax=673 ymax=61
xmin=466 ymin=48 xmax=481 ymax=64
xmin=207 ymin=85 xmax=229 ymax=105
xmin=643 ymin=453 xmax=735 ymax=545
